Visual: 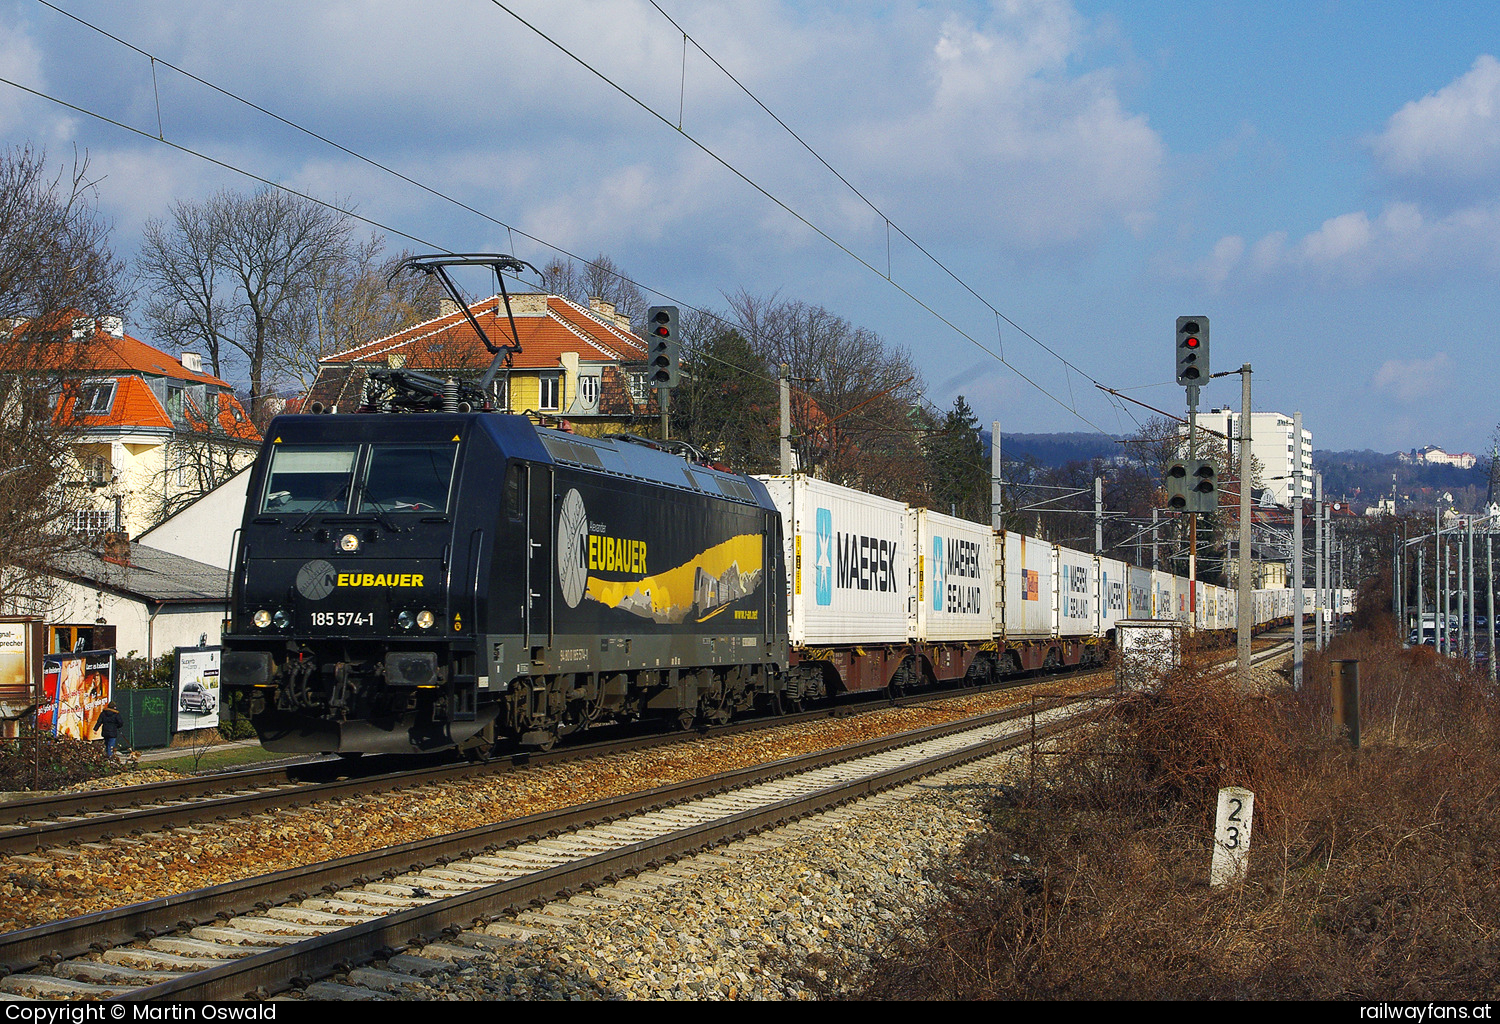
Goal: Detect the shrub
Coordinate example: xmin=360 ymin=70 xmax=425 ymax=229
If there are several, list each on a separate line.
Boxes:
xmin=853 ymin=626 xmax=1500 ymax=1000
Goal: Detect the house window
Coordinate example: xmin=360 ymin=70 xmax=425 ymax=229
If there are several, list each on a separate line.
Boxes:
xmin=539 ymin=373 xmax=561 ymax=411
xmin=629 ymin=373 xmax=649 ymax=404
xmin=165 ymin=385 xmax=185 ymax=424
xmin=76 ymin=381 xmax=116 ymax=416
xmin=71 ymin=508 xmax=114 ymax=536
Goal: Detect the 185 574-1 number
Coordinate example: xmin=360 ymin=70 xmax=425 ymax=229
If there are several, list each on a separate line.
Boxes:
xmin=310 ymin=611 xmax=375 ymax=627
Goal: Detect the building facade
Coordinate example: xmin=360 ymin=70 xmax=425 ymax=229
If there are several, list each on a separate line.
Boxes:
xmin=0 ymin=315 xmax=261 ymax=537
xmin=304 ymin=294 xmax=660 ymax=432
xmin=1199 ymin=408 xmax=1313 ymax=507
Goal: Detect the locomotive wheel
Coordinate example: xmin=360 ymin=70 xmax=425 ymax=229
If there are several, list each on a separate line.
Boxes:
xmin=677 ymin=708 xmax=698 ymax=732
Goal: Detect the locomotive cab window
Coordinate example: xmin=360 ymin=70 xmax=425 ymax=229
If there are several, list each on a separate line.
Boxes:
xmin=359 ymin=444 xmax=457 ymax=513
xmin=261 ymin=446 xmax=358 ymax=513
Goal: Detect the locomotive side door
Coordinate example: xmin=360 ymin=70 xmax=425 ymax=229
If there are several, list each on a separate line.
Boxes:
xmin=524 ymin=462 xmax=554 ymax=649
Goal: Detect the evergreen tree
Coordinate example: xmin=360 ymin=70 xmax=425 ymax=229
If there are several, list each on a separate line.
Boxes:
xmin=672 ymin=318 xmax=778 ymax=474
xmin=924 ymin=396 xmax=989 ymax=523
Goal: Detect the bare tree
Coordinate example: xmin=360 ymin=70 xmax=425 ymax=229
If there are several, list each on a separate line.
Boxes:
xmin=726 ymin=291 xmax=925 ymax=496
xmin=0 ymin=145 xmax=128 ymax=323
xmin=272 ymin=240 xmax=443 ymax=395
xmin=540 ymin=253 xmax=645 ymax=323
xmin=137 ymin=188 xmax=355 ymax=420
xmin=0 ymin=145 xmax=129 ymax=615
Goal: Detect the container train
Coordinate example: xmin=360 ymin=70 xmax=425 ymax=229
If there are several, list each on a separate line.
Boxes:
xmin=220 ymin=411 xmax=1328 ymax=756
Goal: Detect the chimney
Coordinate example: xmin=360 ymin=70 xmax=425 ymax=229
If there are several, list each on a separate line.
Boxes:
xmin=181 ymin=352 xmax=203 ymax=373
xmin=100 ymin=315 xmax=124 ymax=338
xmin=438 ymin=298 xmax=460 ymax=317
xmin=101 ymin=531 xmax=130 ymax=565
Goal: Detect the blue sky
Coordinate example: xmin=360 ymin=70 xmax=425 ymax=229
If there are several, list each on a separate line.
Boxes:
xmin=2 ymin=0 xmax=1498 ymax=455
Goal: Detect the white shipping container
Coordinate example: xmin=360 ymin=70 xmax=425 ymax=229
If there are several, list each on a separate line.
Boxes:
xmin=757 ymin=475 xmax=911 ymax=646
xmin=1098 ymin=557 xmax=1129 ymax=636
xmin=1152 ymin=570 xmax=1176 ymax=621
xmin=1055 ymin=545 xmax=1096 ymax=638
xmin=998 ymin=532 xmax=1054 ymax=638
xmin=912 ymin=509 xmax=995 ymax=642
xmin=1127 ymin=565 xmax=1155 ymax=620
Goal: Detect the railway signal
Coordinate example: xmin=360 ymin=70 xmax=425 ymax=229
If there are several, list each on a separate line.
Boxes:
xmin=1166 ymin=460 xmax=1190 ymax=510
xmin=1166 ymin=458 xmax=1218 ymax=513
xmin=646 ymin=305 xmax=680 ymax=389
xmin=1188 ymin=459 xmax=1219 ymax=513
xmin=1175 ymin=316 xmax=1209 ymax=386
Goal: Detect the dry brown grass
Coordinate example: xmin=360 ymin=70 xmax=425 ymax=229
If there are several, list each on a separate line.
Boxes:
xmin=853 ymin=623 xmax=1500 ymax=1000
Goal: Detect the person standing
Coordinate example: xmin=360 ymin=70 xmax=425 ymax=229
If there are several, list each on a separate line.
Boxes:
xmin=99 ymin=702 xmax=123 ymax=758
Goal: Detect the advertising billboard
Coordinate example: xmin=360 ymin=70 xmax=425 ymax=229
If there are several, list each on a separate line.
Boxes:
xmin=176 ymin=646 xmax=222 ymax=731
xmin=38 ymin=650 xmax=114 ymax=740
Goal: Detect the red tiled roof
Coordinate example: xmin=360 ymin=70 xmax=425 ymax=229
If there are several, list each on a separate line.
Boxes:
xmin=1 ymin=319 xmax=234 ymax=388
xmin=324 ymin=295 xmax=648 ymax=370
xmin=2 ymin=317 xmax=259 ymax=441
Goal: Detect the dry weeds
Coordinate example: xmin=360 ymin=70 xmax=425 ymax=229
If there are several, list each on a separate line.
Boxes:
xmin=853 ymin=622 xmax=1500 ymax=1000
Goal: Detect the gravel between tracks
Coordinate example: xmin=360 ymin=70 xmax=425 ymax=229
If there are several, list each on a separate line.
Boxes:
xmin=329 ymin=757 xmax=1013 ymax=1001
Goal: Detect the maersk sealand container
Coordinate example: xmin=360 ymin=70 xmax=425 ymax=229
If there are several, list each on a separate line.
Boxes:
xmin=757 ymin=476 xmax=911 ymax=647
xmin=1098 ymin=556 xmax=1130 ymax=636
xmin=1054 ymin=544 xmax=1096 ymax=638
xmin=911 ymin=508 xmax=995 ymax=642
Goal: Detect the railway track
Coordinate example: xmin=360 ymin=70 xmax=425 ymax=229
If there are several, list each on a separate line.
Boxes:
xmin=0 ymin=663 xmax=1107 ymax=857
xmin=0 ymin=688 xmax=1105 ymax=1000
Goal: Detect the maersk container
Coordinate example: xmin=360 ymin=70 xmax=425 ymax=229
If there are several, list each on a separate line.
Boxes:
xmin=1127 ymin=565 xmax=1155 ymax=620
xmin=1152 ymin=570 xmax=1176 ymax=621
xmin=1098 ymin=557 xmax=1129 ymax=636
xmin=1055 ymin=544 xmax=1096 ymax=638
xmin=911 ymin=508 xmax=995 ymax=642
xmin=756 ymin=475 xmax=911 ymax=646
xmin=1219 ymin=587 xmax=1237 ymax=631
xmin=997 ymin=532 xmax=1054 ymax=638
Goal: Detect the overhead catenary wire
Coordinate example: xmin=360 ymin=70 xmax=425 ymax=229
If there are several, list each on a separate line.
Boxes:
xmin=15 ymin=0 xmax=1152 ymax=483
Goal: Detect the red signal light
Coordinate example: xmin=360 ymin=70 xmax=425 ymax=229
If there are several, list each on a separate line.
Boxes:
xmin=1185 ymin=336 xmax=1199 ymax=348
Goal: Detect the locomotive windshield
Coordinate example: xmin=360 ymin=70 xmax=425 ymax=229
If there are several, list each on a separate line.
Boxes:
xmin=259 ymin=442 xmax=457 ymax=514
xmin=359 ymin=444 xmax=457 ymax=513
xmin=261 ymin=446 xmax=357 ymax=513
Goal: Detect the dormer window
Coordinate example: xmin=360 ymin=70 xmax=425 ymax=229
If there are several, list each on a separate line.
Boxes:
xmin=76 ymin=381 xmax=116 ymax=416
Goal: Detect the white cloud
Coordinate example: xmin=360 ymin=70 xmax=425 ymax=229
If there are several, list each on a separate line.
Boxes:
xmin=1371 ymin=54 xmax=1500 ymax=188
xmin=850 ymin=1 xmax=1162 ymax=250
xmin=1202 ymin=200 xmax=1500 ymax=287
xmin=1372 ymin=353 xmax=1453 ymax=404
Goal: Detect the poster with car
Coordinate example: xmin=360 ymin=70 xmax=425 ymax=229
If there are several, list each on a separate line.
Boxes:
xmin=175 ymin=646 xmax=221 ymax=731
xmin=39 ymin=651 xmax=114 ymax=740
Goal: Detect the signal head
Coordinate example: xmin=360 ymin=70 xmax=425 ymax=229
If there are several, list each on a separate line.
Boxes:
xmin=645 ymin=305 xmax=681 ymax=389
xmin=1175 ymin=316 xmax=1209 ymax=386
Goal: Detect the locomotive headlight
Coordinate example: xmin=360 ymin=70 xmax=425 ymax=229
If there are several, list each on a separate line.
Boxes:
xmin=416 ymin=609 xmax=435 ymax=630
xmin=338 ymin=532 xmax=361 ymax=553
xmin=397 ymin=610 xmax=414 ymax=630
xmin=273 ymin=609 xmax=290 ymax=629
xmin=253 ymin=609 xmax=272 ymax=629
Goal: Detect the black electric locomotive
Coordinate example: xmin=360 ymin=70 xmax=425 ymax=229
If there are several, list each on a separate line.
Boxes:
xmin=220 ymin=411 xmax=789 ymax=755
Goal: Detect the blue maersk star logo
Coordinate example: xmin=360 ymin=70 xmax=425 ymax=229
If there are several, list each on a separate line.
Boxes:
xmin=815 ymin=507 xmax=832 ymax=606
xmin=932 ymin=536 xmax=944 ymax=611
